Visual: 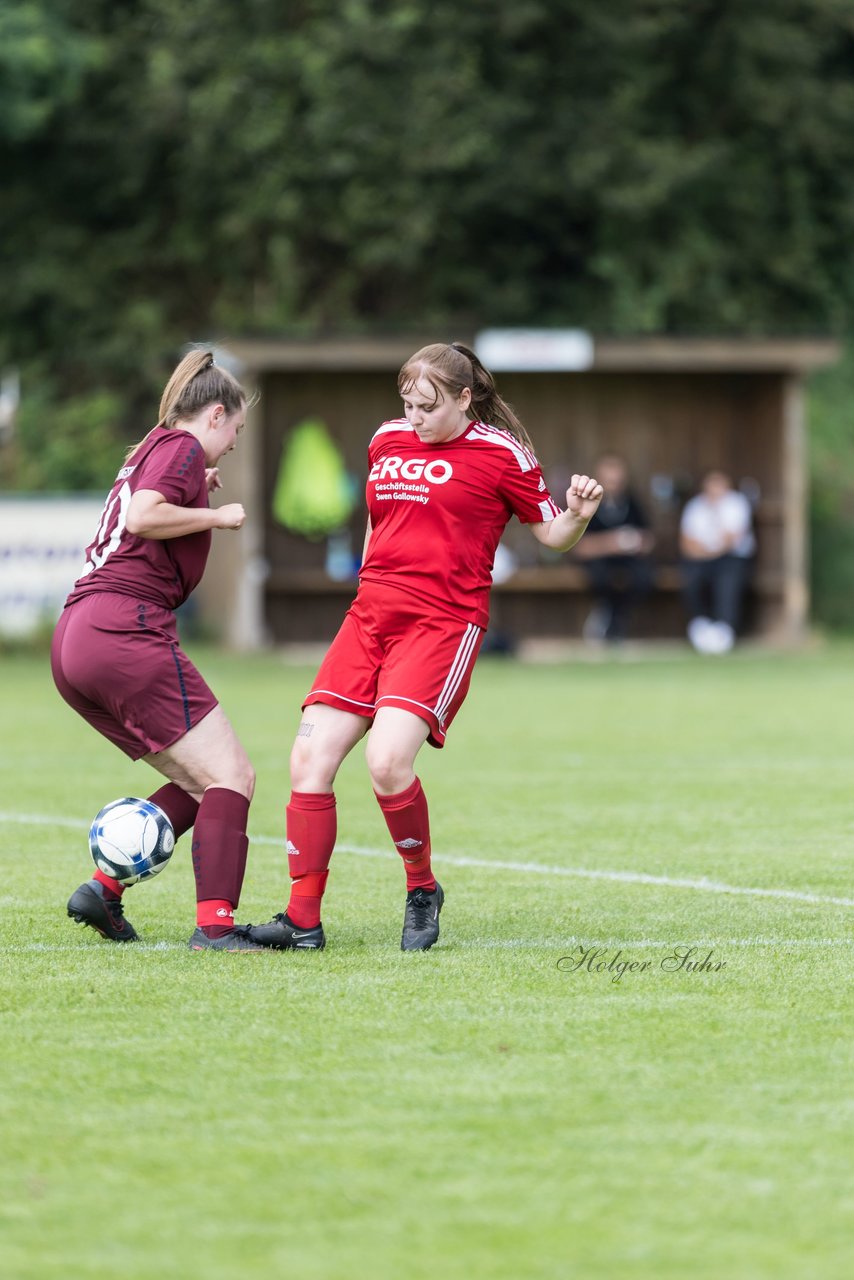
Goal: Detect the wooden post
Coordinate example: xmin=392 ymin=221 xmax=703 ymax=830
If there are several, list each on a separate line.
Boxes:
xmin=780 ymin=374 xmax=808 ymax=642
xmin=195 ymin=363 xmax=268 ymax=650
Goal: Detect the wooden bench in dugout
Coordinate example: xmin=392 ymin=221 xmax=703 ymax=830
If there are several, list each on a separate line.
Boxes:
xmin=264 ymin=559 xmax=783 ymax=644
xmin=489 ymin=562 xmax=782 ymax=642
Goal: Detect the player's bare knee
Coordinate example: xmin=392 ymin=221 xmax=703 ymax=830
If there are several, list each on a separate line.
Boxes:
xmin=240 ymin=760 xmax=256 ymax=801
xmin=290 ymin=739 xmax=333 ymax=792
xmin=289 ymin=737 xmax=311 ymax=788
xmin=230 ymin=754 xmax=255 ymax=799
xmin=205 ymin=755 xmax=255 ymax=800
xmin=365 ymin=746 xmax=413 ymax=796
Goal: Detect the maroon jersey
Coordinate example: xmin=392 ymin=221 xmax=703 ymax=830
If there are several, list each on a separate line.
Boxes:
xmin=66 ymin=426 xmax=210 ymax=611
xmin=360 ymin=418 xmax=561 ymax=628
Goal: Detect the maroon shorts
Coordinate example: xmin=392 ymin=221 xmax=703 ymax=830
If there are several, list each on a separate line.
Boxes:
xmin=304 ymin=588 xmax=485 ymax=748
xmin=51 ymin=593 xmax=218 ymax=759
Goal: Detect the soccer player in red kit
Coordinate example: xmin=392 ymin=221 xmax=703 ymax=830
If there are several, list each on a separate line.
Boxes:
xmin=246 ymin=342 xmax=603 ymax=953
xmin=51 ymin=349 xmax=264 ymax=951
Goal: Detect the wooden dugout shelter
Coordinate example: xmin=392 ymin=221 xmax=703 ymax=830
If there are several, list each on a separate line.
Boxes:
xmin=199 ymin=335 xmax=839 ymax=650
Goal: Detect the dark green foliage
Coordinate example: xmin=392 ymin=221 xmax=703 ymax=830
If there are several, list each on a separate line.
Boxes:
xmin=2 ymin=0 xmax=854 ymax=494
xmin=808 ymin=344 xmax=854 ymax=628
xmin=11 ymin=370 xmax=121 ymax=490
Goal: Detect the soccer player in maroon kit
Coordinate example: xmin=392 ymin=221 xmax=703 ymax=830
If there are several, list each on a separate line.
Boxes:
xmin=51 ymin=349 xmax=264 ymax=951
xmin=246 ymin=342 xmax=603 ymax=953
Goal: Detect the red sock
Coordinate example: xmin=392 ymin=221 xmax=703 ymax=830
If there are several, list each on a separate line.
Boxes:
xmin=148 ymin=782 xmax=199 ymax=838
xmin=375 ymin=777 xmax=436 ymax=892
xmin=192 ymin=787 xmax=250 ymax=938
xmin=285 ymin=791 xmax=336 ymax=928
xmin=93 ymin=868 xmax=124 ymax=900
xmin=196 ymin=899 xmax=235 ymax=933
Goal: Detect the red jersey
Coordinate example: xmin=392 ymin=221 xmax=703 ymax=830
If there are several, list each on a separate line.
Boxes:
xmin=66 ymin=426 xmax=210 ymax=612
xmin=360 ymin=418 xmax=561 ymax=628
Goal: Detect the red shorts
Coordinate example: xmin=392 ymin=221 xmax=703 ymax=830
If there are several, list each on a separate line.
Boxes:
xmin=304 ymin=588 xmax=485 ymax=748
xmin=51 ymin=592 xmax=218 ymax=759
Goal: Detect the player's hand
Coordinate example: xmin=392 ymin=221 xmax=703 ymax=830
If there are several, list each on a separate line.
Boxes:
xmin=566 ymin=474 xmax=604 ymax=521
xmin=206 ymin=467 xmax=223 ymax=493
xmin=214 ymin=503 xmax=246 ymax=530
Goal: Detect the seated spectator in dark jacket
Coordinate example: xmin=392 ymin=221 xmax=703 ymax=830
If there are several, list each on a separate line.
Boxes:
xmin=573 ymin=454 xmax=655 ymax=642
xmin=680 ymin=469 xmax=755 ymax=654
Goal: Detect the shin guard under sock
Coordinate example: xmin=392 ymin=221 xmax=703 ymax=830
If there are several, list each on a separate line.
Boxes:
xmin=285 ymin=791 xmax=336 ymax=928
xmin=192 ymin=787 xmax=250 ymax=938
xmin=375 ymin=776 xmax=436 ymax=892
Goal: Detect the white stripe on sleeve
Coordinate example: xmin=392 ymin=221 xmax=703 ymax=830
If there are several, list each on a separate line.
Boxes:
xmin=370 ymin=419 xmax=414 ymax=442
xmin=466 ymin=424 xmax=533 ymax=472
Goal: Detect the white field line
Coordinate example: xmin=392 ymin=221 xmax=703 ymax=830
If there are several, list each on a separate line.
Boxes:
xmin=338 ymin=842 xmax=854 ymax=908
xmin=1 ymin=810 xmax=853 ymax=910
xmin=1 ymin=938 xmax=853 ymax=955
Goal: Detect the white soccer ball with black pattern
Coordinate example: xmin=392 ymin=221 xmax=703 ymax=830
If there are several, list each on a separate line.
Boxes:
xmin=88 ymin=797 xmax=175 ymax=885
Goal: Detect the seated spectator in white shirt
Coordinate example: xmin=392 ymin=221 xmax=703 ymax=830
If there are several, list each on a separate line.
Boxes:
xmin=680 ymin=470 xmax=755 ymax=654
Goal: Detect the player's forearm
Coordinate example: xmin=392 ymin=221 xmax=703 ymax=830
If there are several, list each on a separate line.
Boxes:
xmin=540 ymin=509 xmax=594 ymax=553
xmin=126 ymin=492 xmax=222 ymax=540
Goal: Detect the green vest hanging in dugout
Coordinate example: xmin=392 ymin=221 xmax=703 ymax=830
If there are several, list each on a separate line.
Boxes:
xmin=272 ymin=418 xmax=355 ymax=539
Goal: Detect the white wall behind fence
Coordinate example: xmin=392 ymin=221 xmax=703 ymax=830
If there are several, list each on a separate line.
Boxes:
xmin=0 ymin=495 xmax=103 ymax=637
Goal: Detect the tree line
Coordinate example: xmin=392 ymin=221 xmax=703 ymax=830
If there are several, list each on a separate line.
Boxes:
xmin=3 ymin=0 xmax=854 ymax=491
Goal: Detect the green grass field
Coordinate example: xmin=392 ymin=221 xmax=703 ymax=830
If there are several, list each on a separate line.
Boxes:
xmin=1 ymin=643 xmax=852 ymax=1280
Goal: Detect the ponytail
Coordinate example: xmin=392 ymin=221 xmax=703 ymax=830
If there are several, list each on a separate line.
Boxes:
xmin=124 ymin=347 xmax=248 ymax=462
xmin=397 ymin=342 xmax=535 ymax=452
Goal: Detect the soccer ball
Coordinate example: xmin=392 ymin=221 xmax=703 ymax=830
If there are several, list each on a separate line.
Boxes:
xmin=89 ymin=797 xmax=175 ymax=885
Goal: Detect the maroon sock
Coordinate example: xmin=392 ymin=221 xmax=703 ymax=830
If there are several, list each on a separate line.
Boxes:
xmin=147 ymin=782 xmax=199 ymax=838
xmin=375 ymin=776 xmax=436 ymax=892
xmin=285 ymin=791 xmax=336 ymax=928
xmin=191 ymin=787 xmax=250 ymax=938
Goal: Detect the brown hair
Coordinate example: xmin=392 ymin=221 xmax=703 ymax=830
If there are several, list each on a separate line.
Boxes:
xmin=397 ymin=342 xmax=535 ymax=451
xmin=124 ymin=348 xmax=248 ymax=462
